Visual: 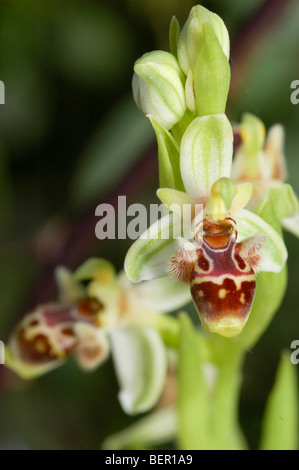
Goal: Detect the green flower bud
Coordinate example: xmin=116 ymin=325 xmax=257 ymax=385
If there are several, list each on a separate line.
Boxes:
xmin=177 ymin=5 xmax=230 ymax=76
xmin=193 ymin=22 xmax=231 ymax=116
xmin=132 ymin=50 xmax=186 ymax=130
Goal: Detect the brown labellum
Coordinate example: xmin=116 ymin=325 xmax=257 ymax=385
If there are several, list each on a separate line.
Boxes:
xmin=170 ymin=217 xmax=265 ymax=337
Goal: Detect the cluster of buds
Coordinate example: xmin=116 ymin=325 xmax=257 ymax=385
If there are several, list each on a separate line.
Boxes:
xmin=133 ymin=5 xmax=230 ymax=131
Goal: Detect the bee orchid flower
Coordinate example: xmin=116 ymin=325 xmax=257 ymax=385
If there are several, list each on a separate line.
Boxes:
xmin=231 ymin=113 xmax=299 ymax=237
xmin=5 ymin=258 xmax=188 ymax=415
xmin=125 ymin=114 xmax=288 ymax=337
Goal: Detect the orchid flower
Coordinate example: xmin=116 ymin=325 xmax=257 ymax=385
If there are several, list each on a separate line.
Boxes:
xmin=125 ymin=114 xmax=287 ymax=338
xmin=6 ymin=258 xmax=188 ymax=415
xmin=231 ymin=113 xmax=299 ymax=236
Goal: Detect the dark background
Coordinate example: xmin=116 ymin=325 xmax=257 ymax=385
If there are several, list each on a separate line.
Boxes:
xmin=0 ymin=0 xmax=298 ymax=450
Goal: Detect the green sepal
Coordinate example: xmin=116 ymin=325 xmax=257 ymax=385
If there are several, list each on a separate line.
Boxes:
xmin=238 ymin=113 xmax=266 ymax=179
xmin=240 ymin=113 xmax=265 ymax=157
xmin=177 ymin=5 xmax=230 ymax=75
xmin=124 ymin=213 xmax=182 ymax=282
xmin=109 ymin=327 xmax=167 ymax=416
xmin=193 ymin=21 xmax=230 ymax=117
xmin=180 ymin=114 xmax=233 ymax=198
xmin=169 ymin=16 xmax=180 ymax=57
xmin=148 ymin=116 xmax=184 ymax=191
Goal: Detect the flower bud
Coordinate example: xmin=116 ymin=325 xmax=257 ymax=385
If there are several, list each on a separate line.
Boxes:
xmin=132 ymin=50 xmax=186 ymax=130
xmin=177 ymin=5 xmax=230 ymax=76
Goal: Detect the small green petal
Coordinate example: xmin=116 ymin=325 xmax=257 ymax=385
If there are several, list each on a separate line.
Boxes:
xmin=205 ymin=177 xmax=237 ymax=217
xmin=73 ymin=257 xmax=116 ymax=283
xmin=237 ymin=113 xmax=266 ymax=180
xmin=230 ymin=182 xmax=253 ymax=215
xmin=240 ymin=113 xmax=265 ymax=156
xmin=110 ymin=327 xmax=167 ymax=415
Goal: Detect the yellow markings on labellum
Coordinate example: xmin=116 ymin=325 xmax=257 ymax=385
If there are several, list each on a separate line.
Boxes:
xmin=191 ymin=271 xmax=256 ymax=290
xmin=218 ymin=288 xmax=227 ymax=299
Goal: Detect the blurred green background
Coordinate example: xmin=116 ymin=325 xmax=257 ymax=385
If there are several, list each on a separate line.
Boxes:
xmin=0 ymin=0 xmax=298 ymax=450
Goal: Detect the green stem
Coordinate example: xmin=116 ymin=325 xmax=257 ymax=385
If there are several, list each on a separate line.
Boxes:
xmin=154 ymin=315 xmax=247 ymax=449
xmin=210 ymin=345 xmax=246 ymax=450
